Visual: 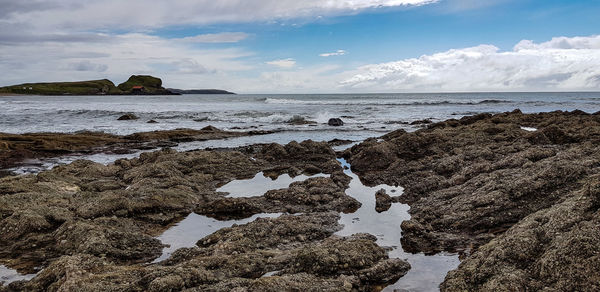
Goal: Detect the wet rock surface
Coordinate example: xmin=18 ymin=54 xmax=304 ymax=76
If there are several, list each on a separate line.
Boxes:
xmin=328 ymin=118 xmax=344 ymax=126
xmin=0 ymin=126 xmax=269 ymax=175
xmin=3 ymin=110 xmax=598 ymax=291
xmin=0 ymin=138 xmax=410 ymax=291
xmin=375 ymin=189 xmax=392 ymax=213
xmin=345 ymin=110 xmax=600 ymax=291
xmin=117 ymin=113 xmax=139 ymax=120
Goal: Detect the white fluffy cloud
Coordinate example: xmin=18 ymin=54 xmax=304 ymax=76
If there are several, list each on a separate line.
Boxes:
xmin=266 ymin=58 xmax=297 ymax=68
xmin=320 ymin=50 xmax=347 ymax=57
xmin=341 ymin=35 xmax=600 ymax=92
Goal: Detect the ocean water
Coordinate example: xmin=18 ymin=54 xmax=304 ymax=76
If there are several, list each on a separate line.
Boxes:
xmin=2 ymin=93 xmax=600 ymax=146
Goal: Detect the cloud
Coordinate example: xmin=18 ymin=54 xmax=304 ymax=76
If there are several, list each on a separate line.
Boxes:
xmin=67 ymin=60 xmax=108 ymax=72
xmin=0 ymin=32 xmax=253 ymax=89
xmin=320 ymin=50 xmax=347 ymax=57
xmin=1 ymin=0 xmax=438 ymax=33
xmin=240 ymin=64 xmax=342 ymax=93
xmin=0 ymin=0 xmax=61 ymax=18
xmin=341 ymin=35 xmax=600 ymax=92
xmin=266 ymin=58 xmax=296 ymax=68
xmin=179 ymin=32 xmax=249 ymax=43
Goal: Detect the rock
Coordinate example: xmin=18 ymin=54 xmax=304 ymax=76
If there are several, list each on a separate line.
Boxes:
xmin=147 ymin=119 xmax=159 ymax=124
xmin=328 ymin=118 xmax=344 ymax=126
xmin=375 ymin=189 xmax=392 ymax=213
xmin=8 ymin=213 xmax=408 ymax=291
xmin=345 ymin=110 xmax=600 ymax=291
xmin=410 ymin=119 xmax=432 ymax=125
xmin=287 ymin=115 xmax=317 ymax=125
xmin=117 ymin=113 xmax=139 ymax=120
xmin=0 ymin=126 xmax=268 ymax=176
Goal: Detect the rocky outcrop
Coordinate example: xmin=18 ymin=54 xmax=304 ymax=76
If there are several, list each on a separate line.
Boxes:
xmin=375 ymin=189 xmax=392 ymax=213
xmin=441 ymin=176 xmax=600 ymax=291
xmin=328 ymin=118 xmax=344 ymax=126
xmin=286 ymin=115 xmax=317 ymax=125
xmin=0 ymin=139 xmax=409 ymax=291
xmin=344 ymin=110 xmax=600 ymax=290
xmin=117 ymin=113 xmax=139 ymax=120
xmin=117 ymin=75 xmax=175 ymax=95
xmin=0 ymin=75 xmax=178 ymax=96
xmin=0 ymin=126 xmax=270 ymax=174
xmin=4 ymin=213 xmax=409 ymax=291
xmin=410 ymin=119 xmax=432 ymax=125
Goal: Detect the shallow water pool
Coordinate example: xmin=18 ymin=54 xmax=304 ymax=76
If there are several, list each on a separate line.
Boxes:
xmin=335 ymin=158 xmax=460 ymax=292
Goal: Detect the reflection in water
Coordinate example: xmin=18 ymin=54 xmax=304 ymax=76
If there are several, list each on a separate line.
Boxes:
xmin=155 ymin=172 xmax=328 ymax=262
xmin=336 ymin=158 xmax=460 ymax=292
xmin=520 ymin=126 xmax=538 ymax=132
xmin=153 ymin=159 xmax=459 ymax=291
xmin=217 ymin=172 xmax=329 ymax=198
xmin=154 ymin=213 xmax=282 ymax=262
xmin=0 ymin=265 xmax=37 ymax=285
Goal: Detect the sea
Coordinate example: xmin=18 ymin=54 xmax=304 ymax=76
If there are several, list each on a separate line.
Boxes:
xmin=2 ymin=92 xmax=600 ymax=173
xmin=2 ymin=92 xmax=600 ymax=147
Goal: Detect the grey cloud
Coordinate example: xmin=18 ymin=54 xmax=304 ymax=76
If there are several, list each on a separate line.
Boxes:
xmin=67 ymin=61 xmax=108 ymax=72
xmin=0 ymin=0 xmax=62 ymax=18
xmin=170 ymin=59 xmax=217 ymax=74
xmin=0 ymin=0 xmax=437 ymax=33
xmin=0 ymin=19 xmax=111 ymax=45
xmin=523 ymin=73 xmax=574 ymax=87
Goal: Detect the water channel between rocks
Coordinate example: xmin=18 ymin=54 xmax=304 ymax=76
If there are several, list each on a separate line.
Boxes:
xmin=0 ymin=265 xmax=37 ymax=286
xmin=154 ymin=158 xmax=460 ymax=291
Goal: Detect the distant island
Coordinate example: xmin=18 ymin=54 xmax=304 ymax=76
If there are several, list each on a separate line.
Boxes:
xmin=167 ymin=88 xmax=235 ymax=95
xmin=0 ymin=75 xmax=235 ymax=96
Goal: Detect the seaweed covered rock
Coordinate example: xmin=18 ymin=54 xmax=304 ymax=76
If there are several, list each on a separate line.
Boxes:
xmin=117 ymin=113 xmax=139 ymax=120
xmin=5 ymin=213 xmax=409 ymax=291
xmin=345 ymin=110 xmax=600 ymax=290
xmin=442 ymin=177 xmax=600 ymax=291
xmin=375 ymin=189 xmax=392 ymax=213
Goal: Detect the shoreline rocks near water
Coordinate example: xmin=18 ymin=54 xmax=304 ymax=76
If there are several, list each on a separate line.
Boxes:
xmin=345 ymin=109 xmax=600 ymax=291
xmin=0 ymin=139 xmax=410 ymax=291
xmin=0 ymin=126 xmax=271 ymax=176
xmin=1 ymin=109 xmax=599 ymax=291
xmin=328 ymin=118 xmax=344 ymax=126
xmin=117 ymin=113 xmax=139 ymax=120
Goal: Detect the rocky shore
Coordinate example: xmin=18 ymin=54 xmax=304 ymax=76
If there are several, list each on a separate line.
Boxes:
xmin=1 ymin=110 xmax=599 ymax=291
xmin=0 ymin=126 xmax=270 ymax=176
xmin=345 ymin=109 xmax=600 ymax=291
xmin=0 ymin=139 xmax=409 ymax=291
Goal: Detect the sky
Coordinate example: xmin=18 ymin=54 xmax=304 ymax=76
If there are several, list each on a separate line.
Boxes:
xmin=1 ymin=0 xmax=600 ymax=93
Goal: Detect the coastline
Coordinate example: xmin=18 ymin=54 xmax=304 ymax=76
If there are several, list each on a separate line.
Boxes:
xmin=0 ymin=127 xmax=272 ymax=176
xmin=0 ymin=110 xmax=599 ymax=291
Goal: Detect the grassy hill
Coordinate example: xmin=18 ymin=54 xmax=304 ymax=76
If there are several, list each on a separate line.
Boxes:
xmin=0 ymin=75 xmax=177 ymax=95
xmin=0 ymin=79 xmax=121 ymax=95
